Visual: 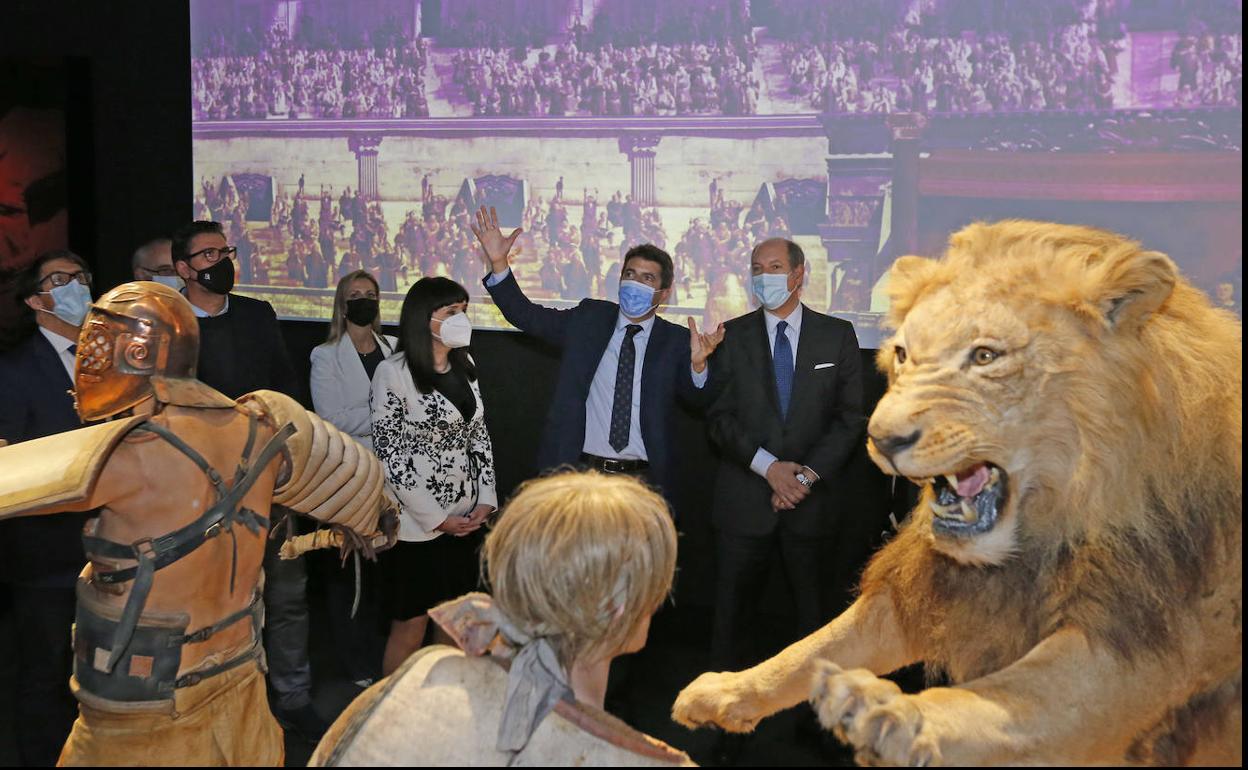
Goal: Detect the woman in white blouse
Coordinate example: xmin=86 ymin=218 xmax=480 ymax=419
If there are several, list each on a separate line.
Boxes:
xmin=371 ymin=276 xmax=497 ymax=674
xmin=310 ymin=270 xmax=397 ymax=452
xmin=309 ymin=269 xmax=397 ymax=687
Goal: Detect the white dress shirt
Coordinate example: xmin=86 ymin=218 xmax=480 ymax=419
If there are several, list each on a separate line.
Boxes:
xmin=185 ymin=292 xmax=230 ymax=318
xmin=39 ymin=326 xmax=79 ymax=381
xmin=486 ymin=267 xmax=708 ymax=463
xmin=750 ymin=304 xmax=804 ymax=478
xmin=583 ymin=313 xmax=656 ymax=460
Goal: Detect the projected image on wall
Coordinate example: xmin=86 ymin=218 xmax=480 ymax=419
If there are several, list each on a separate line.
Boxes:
xmin=191 ymin=0 xmax=1243 ymax=346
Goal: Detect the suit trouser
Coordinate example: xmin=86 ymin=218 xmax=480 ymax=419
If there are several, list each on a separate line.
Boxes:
xmin=316 ymin=551 xmax=384 ymax=684
xmin=710 ymin=528 xmax=831 ymax=672
xmin=9 ymin=582 xmax=78 ymax=766
xmin=262 ymin=537 xmax=313 ymax=710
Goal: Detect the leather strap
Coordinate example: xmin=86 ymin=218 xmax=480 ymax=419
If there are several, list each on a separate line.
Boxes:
xmin=172 ymin=592 xmax=262 ymax=646
xmin=82 ymin=417 xmax=295 ymax=673
xmin=173 ymin=642 xmax=263 ymax=689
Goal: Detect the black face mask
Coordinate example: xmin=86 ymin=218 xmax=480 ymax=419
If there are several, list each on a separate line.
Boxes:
xmin=193 ymin=258 xmax=235 ymax=295
xmin=345 ymin=297 xmax=379 ymax=327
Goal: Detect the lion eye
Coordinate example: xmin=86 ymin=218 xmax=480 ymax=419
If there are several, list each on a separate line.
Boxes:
xmin=895 ymin=345 xmax=907 ymax=364
xmin=971 ymin=347 xmax=1000 ymax=366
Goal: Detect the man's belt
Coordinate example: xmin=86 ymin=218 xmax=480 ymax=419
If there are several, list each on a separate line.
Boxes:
xmin=580 ymin=454 xmax=649 ymax=475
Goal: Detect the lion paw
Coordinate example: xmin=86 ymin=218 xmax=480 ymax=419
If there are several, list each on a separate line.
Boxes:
xmin=672 ymin=671 xmax=765 ymax=734
xmin=811 ymin=661 xmax=942 ymax=767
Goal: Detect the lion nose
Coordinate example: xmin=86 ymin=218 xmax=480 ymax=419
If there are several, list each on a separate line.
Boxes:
xmin=870 ymin=430 xmax=921 ymax=460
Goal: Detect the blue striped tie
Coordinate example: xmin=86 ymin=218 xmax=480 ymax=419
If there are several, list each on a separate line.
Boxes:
xmin=773 ymin=321 xmax=794 ymax=418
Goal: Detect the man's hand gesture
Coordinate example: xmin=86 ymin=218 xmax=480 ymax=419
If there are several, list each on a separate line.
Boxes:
xmin=470 ymin=205 xmax=522 ymax=274
xmin=688 ymin=317 xmax=725 ymax=374
xmin=765 ymin=461 xmax=810 ymax=510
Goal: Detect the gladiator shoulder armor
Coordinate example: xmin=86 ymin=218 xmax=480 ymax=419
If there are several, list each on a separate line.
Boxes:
xmin=238 ymin=389 xmax=383 ymax=536
xmin=0 ymin=416 xmax=147 ymax=522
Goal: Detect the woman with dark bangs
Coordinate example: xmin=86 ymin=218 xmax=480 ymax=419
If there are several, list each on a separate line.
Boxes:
xmin=369 ymin=277 xmax=497 ymax=674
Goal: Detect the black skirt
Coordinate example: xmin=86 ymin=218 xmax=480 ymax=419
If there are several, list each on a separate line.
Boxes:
xmin=380 ymin=530 xmax=483 ymax=621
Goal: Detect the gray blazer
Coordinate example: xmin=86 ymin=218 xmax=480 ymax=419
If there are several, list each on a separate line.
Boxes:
xmin=309 ymin=332 xmax=397 ymax=452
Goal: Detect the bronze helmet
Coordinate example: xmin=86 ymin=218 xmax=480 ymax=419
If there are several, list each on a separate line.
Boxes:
xmin=74 ymin=281 xmax=230 ymax=420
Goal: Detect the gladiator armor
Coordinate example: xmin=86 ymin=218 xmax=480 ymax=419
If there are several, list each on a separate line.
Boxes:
xmin=0 ymin=282 xmax=395 ymax=766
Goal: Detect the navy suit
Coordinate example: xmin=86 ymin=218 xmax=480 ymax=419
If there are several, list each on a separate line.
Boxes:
xmin=0 ymin=329 xmax=91 ymax=765
xmin=703 ymin=306 xmax=866 ymax=672
xmin=484 ymin=271 xmax=704 ymax=496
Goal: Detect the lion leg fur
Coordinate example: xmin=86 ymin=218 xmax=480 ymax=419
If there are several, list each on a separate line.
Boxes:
xmin=809 ymin=627 xmax=1241 ymax=766
xmin=671 ymin=592 xmax=914 ymax=734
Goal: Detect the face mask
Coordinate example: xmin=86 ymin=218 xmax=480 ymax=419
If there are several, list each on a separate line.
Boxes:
xmin=432 ymin=313 xmax=472 ymax=349
xmin=39 ymin=281 xmax=92 ymax=327
xmin=152 ymin=274 xmax=184 ymax=292
xmin=752 ymin=272 xmax=794 ymax=311
xmin=191 ymin=258 xmax=235 ymax=295
xmin=618 ymin=280 xmax=658 ymax=319
xmin=345 ymin=297 xmax=379 ymax=327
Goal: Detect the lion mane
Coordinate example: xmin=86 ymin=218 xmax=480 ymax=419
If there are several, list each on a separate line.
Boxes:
xmin=858 ymin=220 xmax=1241 ymax=764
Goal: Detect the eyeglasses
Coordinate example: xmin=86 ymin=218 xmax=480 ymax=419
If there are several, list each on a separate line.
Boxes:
xmin=140 ymin=265 xmax=179 ymax=277
xmin=186 ymin=246 xmax=238 ymax=264
xmin=39 ymin=270 xmax=92 ymax=289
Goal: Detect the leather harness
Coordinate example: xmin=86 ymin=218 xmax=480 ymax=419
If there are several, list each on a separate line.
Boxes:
xmin=75 ymin=412 xmax=295 ymax=701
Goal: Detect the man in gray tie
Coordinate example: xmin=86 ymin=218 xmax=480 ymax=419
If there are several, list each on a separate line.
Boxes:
xmin=700 ymin=238 xmax=864 ymax=758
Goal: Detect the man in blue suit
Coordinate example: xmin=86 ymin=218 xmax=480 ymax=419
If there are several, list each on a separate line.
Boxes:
xmin=471 ymin=205 xmax=723 ymax=498
xmin=0 ymin=250 xmax=96 ymax=766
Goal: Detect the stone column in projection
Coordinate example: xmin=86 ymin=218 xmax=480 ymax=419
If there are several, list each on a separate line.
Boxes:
xmin=617 ymin=134 xmax=661 ymax=206
xmin=348 ymin=134 xmax=384 ymax=201
xmin=885 ymin=112 xmax=927 ymax=258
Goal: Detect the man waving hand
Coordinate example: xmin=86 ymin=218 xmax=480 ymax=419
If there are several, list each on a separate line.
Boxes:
xmin=473 ymin=205 xmax=722 ymax=498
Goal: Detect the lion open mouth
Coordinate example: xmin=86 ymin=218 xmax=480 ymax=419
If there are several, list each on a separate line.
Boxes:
xmin=928 ymin=463 xmax=1008 ymax=537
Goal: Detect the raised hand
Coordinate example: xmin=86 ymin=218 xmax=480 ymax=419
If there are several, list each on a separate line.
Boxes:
xmin=469 ymin=205 xmax=522 ymax=274
xmin=688 ymin=317 xmax=725 ymax=374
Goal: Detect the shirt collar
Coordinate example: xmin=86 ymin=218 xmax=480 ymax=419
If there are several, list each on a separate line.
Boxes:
xmin=39 ymin=325 xmax=78 ymax=354
xmin=182 ymin=289 xmax=230 ymax=318
xmin=615 ymin=311 xmax=656 ymax=336
xmin=764 ymin=303 xmax=804 ymax=336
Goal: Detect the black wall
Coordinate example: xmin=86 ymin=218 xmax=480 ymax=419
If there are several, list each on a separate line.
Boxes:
xmin=4 ymin=0 xmax=903 ymax=612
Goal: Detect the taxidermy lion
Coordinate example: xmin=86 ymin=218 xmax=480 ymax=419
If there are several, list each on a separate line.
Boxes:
xmin=673 ymin=221 xmax=1242 ymax=766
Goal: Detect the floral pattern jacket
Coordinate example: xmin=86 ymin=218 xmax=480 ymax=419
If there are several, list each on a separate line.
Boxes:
xmin=370 ymin=354 xmax=497 ymax=541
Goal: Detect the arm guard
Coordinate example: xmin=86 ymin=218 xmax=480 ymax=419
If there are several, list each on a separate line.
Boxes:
xmin=239 ymin=390 xmax=385 ymax=537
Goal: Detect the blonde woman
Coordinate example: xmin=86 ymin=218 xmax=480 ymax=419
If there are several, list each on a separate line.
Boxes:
xmin=309 ymin=269 xmax=397 ymax=688
xmin=310 ymin=471 xmax=694 ymax=767
xmin=310 ymin=270 xmax=397 ymax=452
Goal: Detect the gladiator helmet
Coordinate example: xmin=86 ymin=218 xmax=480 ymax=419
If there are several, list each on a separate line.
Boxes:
xmin=74 ymin=281 xmax=231 ymax=420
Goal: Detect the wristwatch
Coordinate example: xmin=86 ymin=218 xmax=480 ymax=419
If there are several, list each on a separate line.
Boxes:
xmin=795 ymin=471 xmax=814 ymax=489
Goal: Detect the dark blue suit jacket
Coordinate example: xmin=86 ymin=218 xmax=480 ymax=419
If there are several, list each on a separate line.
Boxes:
xmin=484 ymin=271 xmax=705 ymax=497
xmin=0 ymin=330 xmax=92 ymax=583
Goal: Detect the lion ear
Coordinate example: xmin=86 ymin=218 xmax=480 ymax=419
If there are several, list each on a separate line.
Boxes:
xmin=1090 ymin=250 xmax=1177 ymax=330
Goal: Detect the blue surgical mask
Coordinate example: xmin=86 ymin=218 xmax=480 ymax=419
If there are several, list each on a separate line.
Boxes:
xmin=752 ymin=272 xmax=793 ymax=311
xmin=618 ymin=280 xmax=657 ymax=319
xmin=152 ymin=275 xmax=184 ymax=292
xmin=39 ymin=281 xmax=92 ymax=327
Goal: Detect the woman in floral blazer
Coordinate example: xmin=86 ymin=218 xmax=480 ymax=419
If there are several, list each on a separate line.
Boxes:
xmin=370 ymin=277 xmax=496 ymax=674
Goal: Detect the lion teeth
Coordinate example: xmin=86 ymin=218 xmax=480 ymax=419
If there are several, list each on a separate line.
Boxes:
xmin=960 ymin=500 xmax=978 ymax=523
xmin=944 ymin=474 xmax=960 ymax=489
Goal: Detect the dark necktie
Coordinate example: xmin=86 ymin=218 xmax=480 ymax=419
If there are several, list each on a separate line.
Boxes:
xmin=67 ymin=344 xmax=77 ymax=356
xmin=609 ymin=324 xmax=643 ymax=452
xmin=773 ymin=321 xmax=794 ymax=418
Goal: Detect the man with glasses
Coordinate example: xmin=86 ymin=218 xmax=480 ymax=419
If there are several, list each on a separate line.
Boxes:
xmin=0 ymin=249 xmax=96 ymax=765
xmin=169 ymin=220 xmax=325 ymax=740
xmin=131 ymin=237 xmax=179 ymax=289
